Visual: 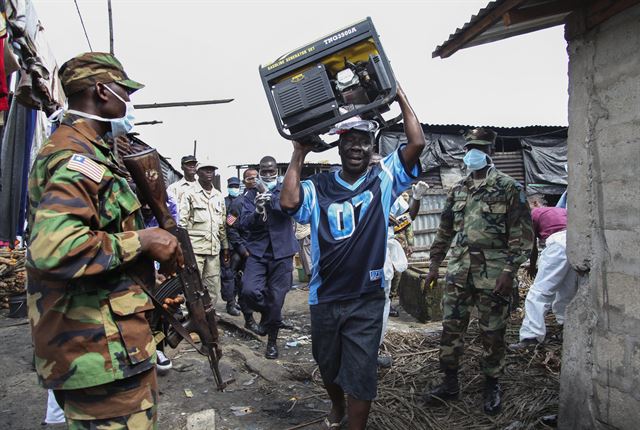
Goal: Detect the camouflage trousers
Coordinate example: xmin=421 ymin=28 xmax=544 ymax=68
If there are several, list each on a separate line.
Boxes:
xmin=54 ymin=368 xmax=158 ymax=430
xmin=439 ymin=274 xmax=509 ymax=378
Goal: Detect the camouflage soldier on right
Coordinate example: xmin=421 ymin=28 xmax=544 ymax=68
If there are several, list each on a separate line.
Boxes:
xmin=423 ymin=128 xmax=533 ymax=415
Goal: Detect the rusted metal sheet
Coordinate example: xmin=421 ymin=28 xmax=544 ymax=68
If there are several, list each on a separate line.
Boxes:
xmin=493 ymin=150 xmax=525 ymax=184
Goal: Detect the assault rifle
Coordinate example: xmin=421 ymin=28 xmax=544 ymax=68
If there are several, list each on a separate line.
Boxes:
xmin=123 ymin=148 xmax=233 ymax=391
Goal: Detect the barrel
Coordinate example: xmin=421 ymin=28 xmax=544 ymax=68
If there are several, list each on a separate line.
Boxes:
xmin=8 ymin=293 xmax=27 ymax=318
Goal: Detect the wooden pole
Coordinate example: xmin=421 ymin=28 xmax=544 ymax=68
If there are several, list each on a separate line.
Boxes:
xmin=133 ymin=99 xmax=234 ymax=110
xmin=107 ymin=0 xmax=114 ymax=55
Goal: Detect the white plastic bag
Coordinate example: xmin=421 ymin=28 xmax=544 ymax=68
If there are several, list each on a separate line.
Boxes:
xmin=387 ymin=238 xmax=408 ymax=273
xmin=44 ymin=389 xmax=65 ymax=424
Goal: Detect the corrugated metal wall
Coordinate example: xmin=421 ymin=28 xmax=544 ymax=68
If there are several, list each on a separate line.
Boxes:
xmin=411 ymin=191 xmax=448 ymax=258
xmin=492 ymin=151 xmax=525 ymax=185
xmin=409 ymin=150 xmax=525 ymax=260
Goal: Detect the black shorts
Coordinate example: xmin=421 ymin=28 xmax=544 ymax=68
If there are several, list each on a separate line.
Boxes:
xmin=310 ymin=289 xmax=385 ymax=401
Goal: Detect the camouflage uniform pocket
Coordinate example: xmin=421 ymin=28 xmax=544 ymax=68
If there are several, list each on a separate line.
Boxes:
xmin=452 ymin=200 xmax=466 ymax=231
xmin=60 ymin=368 xmax=157 ymax=420
xmin=108 ymin=287 xmax=155 ymax=365
xmin=481 ymin=197 xmax=507 ymax=233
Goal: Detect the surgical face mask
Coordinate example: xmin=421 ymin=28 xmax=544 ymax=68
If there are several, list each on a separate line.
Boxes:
xmin=463 ymin=148 xmax=490 ymax=171
xmin=228 ymin=188 xmax=240 ymax=197
xmin=66 ymin=84 xmax=136 ymax=137
xmin=259 ymin=173 xmax=278 ymax=190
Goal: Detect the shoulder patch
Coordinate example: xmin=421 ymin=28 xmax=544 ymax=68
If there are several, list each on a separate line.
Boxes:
xmin=67 ymin=154 xmax=105 ymax=183
xmin=226 ymin=213 xmax=237 ymax=226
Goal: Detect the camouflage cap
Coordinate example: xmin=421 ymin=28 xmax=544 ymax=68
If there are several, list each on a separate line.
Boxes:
xmin=463 ymin=127 xmax=497 ymax=147
xmin=59 ymin=52 xmax=144 ymax=96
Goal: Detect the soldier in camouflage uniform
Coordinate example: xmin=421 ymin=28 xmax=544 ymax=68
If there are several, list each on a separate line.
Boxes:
xmin=423 ymin=128 xmax=533 ymax=415
xmin=26 ymin=52 xmax=182 ymax=429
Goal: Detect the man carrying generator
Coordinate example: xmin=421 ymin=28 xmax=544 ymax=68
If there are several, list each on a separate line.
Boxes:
xmin=280 ymin=84 xmax=425 ymax=430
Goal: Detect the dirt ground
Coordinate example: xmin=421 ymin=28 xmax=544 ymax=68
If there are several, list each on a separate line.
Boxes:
xmin=0 ymin=283 xmax=434 ymax=430
xmin=0 ymin=280 xmax=559 ymax=430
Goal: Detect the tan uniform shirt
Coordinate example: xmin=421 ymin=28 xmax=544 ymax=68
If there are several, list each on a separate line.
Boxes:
xmin=179 ymin=182 xmax=229 ymax=255
xmin=167 ymin=177 xmax=195 ymax=206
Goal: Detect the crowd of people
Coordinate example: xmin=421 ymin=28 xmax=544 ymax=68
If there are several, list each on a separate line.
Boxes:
xmin=25 ymin=52 xmax=578 ymax=430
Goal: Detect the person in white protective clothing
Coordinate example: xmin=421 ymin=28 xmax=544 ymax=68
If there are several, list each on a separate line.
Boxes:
xmin=376 ymin=177 xmax=429 ymax=367
xmin=510 ymin=194 xmax=577 ymax=350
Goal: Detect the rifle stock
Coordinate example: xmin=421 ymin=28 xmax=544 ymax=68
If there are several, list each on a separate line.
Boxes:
xmin=123 ymin=148 xmax=233 ymax=391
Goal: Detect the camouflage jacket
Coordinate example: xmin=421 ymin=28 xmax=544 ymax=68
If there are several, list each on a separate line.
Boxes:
xmin=26 ymin=114 xmax=156 ymax=390
xmin=429 ymin=168 xmax=533 ymax=289
xmin=178 ymin=181 xmax=228 ymax=256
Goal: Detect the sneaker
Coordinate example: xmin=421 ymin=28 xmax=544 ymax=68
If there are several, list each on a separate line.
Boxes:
xmin=377 ymin=354 xmax=393 ymax=368
xmin=388 ymin=305 xmax=400 ymax=317
xmin=156 ymin=350 xmax=172 ymax=374
xmin=508 ymin=338 xmax=539 ymax=352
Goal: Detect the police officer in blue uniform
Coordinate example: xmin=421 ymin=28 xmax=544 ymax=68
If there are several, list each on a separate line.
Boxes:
xmin=224 ymin=171 xmax=264 ymax=334
xmin=239 ymin=157 xmax=298 ymax=359
xmin=221 ymin=177 xmax=243 ymax=316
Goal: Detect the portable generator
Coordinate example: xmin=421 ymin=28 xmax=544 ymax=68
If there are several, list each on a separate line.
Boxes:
xmin=259 ymin=17 xmax=398 ymax=148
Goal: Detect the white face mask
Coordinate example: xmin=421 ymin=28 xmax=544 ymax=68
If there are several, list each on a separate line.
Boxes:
xmin=67 ymin=85 xmax=136 ymax=137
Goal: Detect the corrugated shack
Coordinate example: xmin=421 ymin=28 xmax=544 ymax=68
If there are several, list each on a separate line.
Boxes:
xmin=378 ymin=123 xmax=568 ymax=257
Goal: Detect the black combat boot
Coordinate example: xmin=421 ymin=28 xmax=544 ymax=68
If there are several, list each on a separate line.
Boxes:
xmin=425 ymin=370 xmax=460 ymax=404
xmin=483 ymin=376 xmax=502 ymax=415
xmin=265 ymin=329 xmax=279 ymax=359
xmin=226 ymin=300 xmax=241 ymax=316
xmin=244 ymin=315 xmax=266 ymax=336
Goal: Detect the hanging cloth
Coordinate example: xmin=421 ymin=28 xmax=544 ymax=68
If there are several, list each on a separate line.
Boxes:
xmin=0 ymin=37 xmax=9 ymax=111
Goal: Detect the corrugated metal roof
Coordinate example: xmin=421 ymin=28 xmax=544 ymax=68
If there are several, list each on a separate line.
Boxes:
xmin=385 ymin=123 xmax=568 ymax=137
xmin=433 ymin=0 xmax=571 ymax=58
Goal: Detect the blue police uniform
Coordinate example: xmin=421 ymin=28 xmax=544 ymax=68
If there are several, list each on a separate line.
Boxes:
xmin=221 ymin=193 xmax=247 ymax=311
xmin=239 ymin=184 xmax=298 ymax=330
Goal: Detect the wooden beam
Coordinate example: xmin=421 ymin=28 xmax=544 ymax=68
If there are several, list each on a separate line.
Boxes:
xmin=565 ymin=0 xmax=640 ymax=40
xmin=502 ymin=0 xmax=577 ymax=26
xmin=436 ymin=0 xmax=528 ymax=58
xmin=587 ymin=0 xmax=640 ymax=29
xmin=133 ymin=99 xmax=234 ymax=110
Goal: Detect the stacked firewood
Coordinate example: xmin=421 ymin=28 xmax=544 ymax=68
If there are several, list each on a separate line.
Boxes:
xmin=0 ymin=248 xmax=26 ymax=309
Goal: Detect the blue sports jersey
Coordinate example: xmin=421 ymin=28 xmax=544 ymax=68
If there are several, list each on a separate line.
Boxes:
xmin=292 ymin=146 xmax=418 ymax=305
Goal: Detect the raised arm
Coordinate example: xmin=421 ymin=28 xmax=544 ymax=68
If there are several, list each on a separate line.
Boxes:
xmin=280 ymin=141 xmax=312 ymax=212
xmin=396 ymin=84 xmax=425 ymax=169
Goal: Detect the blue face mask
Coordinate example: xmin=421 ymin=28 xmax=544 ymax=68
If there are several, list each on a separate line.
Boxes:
xmin=260 ymin=173 xmax=278 ymax=190
xmin=228 ymin=188 xmax=240 ymax=197
xmin=463 ymin=148 xmax=490 ymax=171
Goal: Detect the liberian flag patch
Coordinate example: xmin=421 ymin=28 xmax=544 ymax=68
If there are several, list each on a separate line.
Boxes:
xmin=226 ymin=213 xmax=237 ymax=226
xmin=67 ymin=154 xmax=105 ymax=183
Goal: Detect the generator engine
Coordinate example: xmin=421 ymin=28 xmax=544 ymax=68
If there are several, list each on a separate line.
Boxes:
xmin=259 ymin=17 xmax=398 ymax=148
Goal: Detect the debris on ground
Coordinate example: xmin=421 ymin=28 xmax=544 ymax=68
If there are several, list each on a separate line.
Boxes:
xmin=287 ymin=269 xmax=562 ymax=430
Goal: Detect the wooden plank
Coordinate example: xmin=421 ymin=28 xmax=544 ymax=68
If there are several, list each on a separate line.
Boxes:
xmin=566 ymin=0 xmax=640 ymax=39
xmin=134 ymin=99 xmax=234 ymax=109
xmin=418 ymin=209 xmax=445 ymax=216
xmin=437 ymin=0 xmax=528 ymax=58
xmin=502 ymin=0 xmax=577 ymax=26
xmin=413 ymin=228 xmax=440 ymax=234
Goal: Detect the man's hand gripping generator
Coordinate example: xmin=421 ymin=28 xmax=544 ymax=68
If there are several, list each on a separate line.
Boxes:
xmin=259 ymin=17 xmax=397 ymax=148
